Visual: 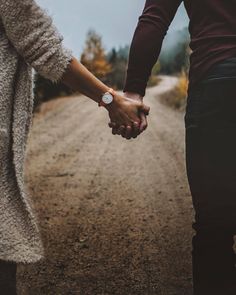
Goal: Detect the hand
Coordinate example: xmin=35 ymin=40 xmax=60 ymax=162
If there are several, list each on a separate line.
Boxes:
xmin=109 ymin=92 xmax=149 ymax=139
xmin=106 ymin=92 xmax=150 ymax=140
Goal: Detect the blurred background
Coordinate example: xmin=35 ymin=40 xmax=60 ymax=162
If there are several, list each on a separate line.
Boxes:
xmin=34 ymin=0 xmax=189 ymax=110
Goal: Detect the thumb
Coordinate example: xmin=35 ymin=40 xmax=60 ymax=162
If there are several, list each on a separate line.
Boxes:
xmin=139 ymin=103 xmax=150 ymax=116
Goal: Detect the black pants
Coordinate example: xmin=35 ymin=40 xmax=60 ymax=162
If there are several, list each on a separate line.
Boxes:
xmin=185 ymin=58 xmax=236 ymax=295
xmin=0 ymin=260 xmax=17 ymax=294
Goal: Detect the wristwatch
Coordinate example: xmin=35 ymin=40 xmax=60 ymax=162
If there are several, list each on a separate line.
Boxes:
xmin=99 ymin=88 xmax=115 ymax=107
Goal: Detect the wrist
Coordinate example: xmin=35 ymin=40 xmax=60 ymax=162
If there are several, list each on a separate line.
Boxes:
xmin=105 ymin=92 xmax=122 ymax=111
xmin=124 ymin=91 xmax=143 ymax=101
xmin=99 ymin=88 xmax=117 ymax=110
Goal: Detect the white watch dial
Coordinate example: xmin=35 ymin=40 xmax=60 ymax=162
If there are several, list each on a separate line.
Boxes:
xmin=102 ymin=92 xmax=113 ymax=104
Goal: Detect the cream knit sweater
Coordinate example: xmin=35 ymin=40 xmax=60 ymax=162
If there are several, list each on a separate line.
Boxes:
xmin=0 ymin=0 xmax=73 ymax=263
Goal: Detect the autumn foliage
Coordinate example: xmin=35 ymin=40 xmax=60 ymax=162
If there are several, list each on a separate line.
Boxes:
xmin=160 ymin=71 xmax=189 ymax=110
xmin=81 ymin=30 xmax=111 ymax=82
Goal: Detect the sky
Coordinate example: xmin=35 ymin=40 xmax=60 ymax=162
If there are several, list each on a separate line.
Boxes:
xmin=37 ymin=0 xmax=189 ymax=58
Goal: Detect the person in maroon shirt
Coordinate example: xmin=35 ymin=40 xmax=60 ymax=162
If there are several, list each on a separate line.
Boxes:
xmin=124 ymin=0 xmax=236 ymax=96
xmin=110 ymin=0 xmax=236 ymax=294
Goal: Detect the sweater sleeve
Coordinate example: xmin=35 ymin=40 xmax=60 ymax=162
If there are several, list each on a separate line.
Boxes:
xmin=124 ymin=0 xmax=182 ymax=97
xmin=0 ymin=0 xmax=73 ymax=83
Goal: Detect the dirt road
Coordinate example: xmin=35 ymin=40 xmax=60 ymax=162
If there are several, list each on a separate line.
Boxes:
xmin=18 ymin=76 xmax=194 ymax=295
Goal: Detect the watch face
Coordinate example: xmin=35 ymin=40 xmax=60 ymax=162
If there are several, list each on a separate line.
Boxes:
xmin=102 ymin=93 xmax=113 ymax=104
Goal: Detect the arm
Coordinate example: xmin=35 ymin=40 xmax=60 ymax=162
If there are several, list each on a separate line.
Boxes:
xmin=112 ymin=0 xmax=182 ymax=137
xmin=0 ymin=0 xmax=72 ymax=83
xmin=61 ymin=57 xmax=111 ymax=103
xmin=0 ymin=0 xmax=149 ymax=134
xmin=124 ymin=0 xmax=182 ymax=97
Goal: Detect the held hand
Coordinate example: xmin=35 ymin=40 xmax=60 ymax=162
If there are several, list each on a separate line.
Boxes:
xmin=106 ymin=92 xmax=150 ymax=140
xmin=109 ymin=92 xmax=149 ymax=139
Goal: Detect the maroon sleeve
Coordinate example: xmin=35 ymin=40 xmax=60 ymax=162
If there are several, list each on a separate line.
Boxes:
xmin=124 ymin=0 xmax=182 ymax=97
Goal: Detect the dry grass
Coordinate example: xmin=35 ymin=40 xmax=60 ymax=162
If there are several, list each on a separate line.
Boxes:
xmin=148 ymin=75 xmax=162 ymax=87
xmin=160 ymin=72 xmax=188 ymax=111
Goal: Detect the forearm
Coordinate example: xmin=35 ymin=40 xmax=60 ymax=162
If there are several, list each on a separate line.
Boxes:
xmin=61 ymin=57 xmax=109 ymax=103
xmin=124 ymin=0 xmax=181 ymax=97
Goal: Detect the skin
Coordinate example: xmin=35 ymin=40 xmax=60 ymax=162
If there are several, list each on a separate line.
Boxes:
xmin=109 ymin=92 xmax=148 ymax=139
xmin=61 ymin=57 xmax=150 ymax=138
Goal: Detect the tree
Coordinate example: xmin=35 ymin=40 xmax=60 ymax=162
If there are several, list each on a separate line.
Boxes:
xmin=106 ymin=46 xmax=129 ymax=90
xmin=107 ymin=45 xmax=160 ymax=90
xmin=81 ymin=30 xmax=111 ymax=82
xmin=159 ymin=27 xmax=190 ymax=75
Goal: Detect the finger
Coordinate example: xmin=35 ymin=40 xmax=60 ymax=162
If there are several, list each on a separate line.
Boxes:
xmin=140 ymin=113 xmax=148 ymax=132
xmin=119 ymin=114 xmax=139 ymax=139
xmin=131 ymin=121 xmax=140 ymax=138
xmin=121 ymin=127 xmax=127 ymax=138
xmin=112 ymin=127 xmax=118 ymax=135
xmin=117 ymin=125 xmax=125 ymax=135
xmin=114 ymin=112 xmax=135 ymax=139
xmin=115 ymin=113 xmax=130 ymax=137
xmin=124 ymin=125 xmax=132 ymax=139
xmin=139 ymin=104 xmax=150 ymax=116
xmin=110 ymin=113 xmax=124 ymax=134
xmin=133 ymin=121 xmax=139 ymax=132
xmin=111 ymin=121 xmax=120 ymax=135
xmin=119 ymin=124 xmax=127 ymax=138
xmin=109 ymin=122 xmax=116 ymax=129
xmin=112 ymin=128 xmax=119 ymax=135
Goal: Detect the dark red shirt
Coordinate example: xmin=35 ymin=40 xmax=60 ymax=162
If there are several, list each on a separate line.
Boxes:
xmin=124 ymin=0 xmax=236 ymax=96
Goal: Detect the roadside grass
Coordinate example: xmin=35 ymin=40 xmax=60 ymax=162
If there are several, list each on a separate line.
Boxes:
xmin=148 ymin=75 xmax=162 ymax=87
xmin=160 ymin=72 xmax=188 ymax=111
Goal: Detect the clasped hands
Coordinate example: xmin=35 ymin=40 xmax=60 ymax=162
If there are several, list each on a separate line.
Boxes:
xmin=106 ymin=92 xmax=150 ymax=140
